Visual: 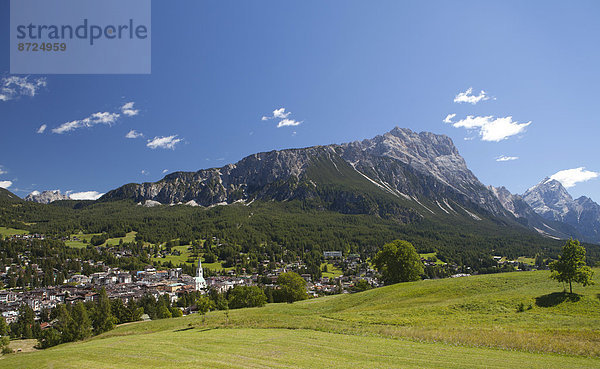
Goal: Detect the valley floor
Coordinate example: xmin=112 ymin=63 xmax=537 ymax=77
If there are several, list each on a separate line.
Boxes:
xmin=2 ymin=270 xmax=599 ymax=368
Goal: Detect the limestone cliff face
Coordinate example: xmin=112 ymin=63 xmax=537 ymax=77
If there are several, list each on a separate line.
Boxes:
xmin=24 ymin=190 xmax=70 ymax=204
xmin=339 ymin=127 xmax=507 ymax=215
xmin=15 ymin=127 xmax=600 ymax=243
xmin=488 ymin=184 xmax=580 ymax=241
xmin=101 ymin=127 xmax=509 ymax=219
xmin=522 ymin=178 xmax=600 ymax=243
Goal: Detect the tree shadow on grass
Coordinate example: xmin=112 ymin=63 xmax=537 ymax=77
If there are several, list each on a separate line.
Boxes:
xmin=173 ymin=327 xmax=195 ymax=332
xmin=174 ymin=326 xmax=215 ymax=333
xmin=535 ymin=292 xmax=580 ymax=307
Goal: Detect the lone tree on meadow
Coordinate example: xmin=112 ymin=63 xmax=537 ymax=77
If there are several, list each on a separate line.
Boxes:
xmin=549 ymin=239 xmax=594 ymax=294
xmin=372 ymin=240 xmax=424 ymax=285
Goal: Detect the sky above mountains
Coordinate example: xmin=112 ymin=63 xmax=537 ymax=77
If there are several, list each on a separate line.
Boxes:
xmin=0 ymin=0 xmax=598 ymax=201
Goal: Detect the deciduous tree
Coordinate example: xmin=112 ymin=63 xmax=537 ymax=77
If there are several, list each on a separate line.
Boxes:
xmin=227 ymin=286 xmax=267 ymax=309
xmin=275 ymin=272 xmax=307 ymax=303
xmin=372 ymin=240 xmax=423 ymax=285
xmin=549 ymin=239 xmax=594 ymax=294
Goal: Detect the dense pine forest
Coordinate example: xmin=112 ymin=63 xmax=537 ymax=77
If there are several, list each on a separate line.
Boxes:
xmin=1 ymin=189 xmax=597 ymax=270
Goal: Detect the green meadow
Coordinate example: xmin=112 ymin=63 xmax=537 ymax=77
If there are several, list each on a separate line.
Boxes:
xmin=151 ymin=244 xmax=194 ymax=265
xmin=320 ymin=262 xmax=343 ymax=278
xmin=0 ymin=226 xmax=28 ymax=237
xmin=420 ymin=252 xmax=446 ymax=265
xmin=2 ymin=270 xmax=599 ymax=368
xmin=3 ymin=328 xmax=599 ymax=369
xmin=65 ymin=231 xmax=138 ymax=249
xmin=151 ymin=246 xmax=233 ymax=272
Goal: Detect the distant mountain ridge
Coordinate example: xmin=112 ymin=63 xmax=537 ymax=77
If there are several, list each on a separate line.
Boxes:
xmin=522 ymin=178 xmax=600 ymax=243
xmin=0 ymin=188 xmax=22 ymax=204
xmin=25 ymin=190 xmax=70 ymax=204
xmin=487 ymin=184 xmax=582 ymax=241
xmin=20 ymin=127 xmax=600 ymax=244
xmin=100 ymin=127 xmax=511 ymax=222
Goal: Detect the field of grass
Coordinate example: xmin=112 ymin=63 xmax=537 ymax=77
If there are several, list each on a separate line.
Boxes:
xmin=64 ymin=233 xmax=99 ymax=248
xmin=0 ymin=226 xmax=28 ymax=237
xmin=6 ymin=339 xmax=37 ymax=354
xmin=105 ymin=231 xmax=137 ymax=246
xmin=419 ymin=252 xmax=445 ymax=265
xmin=4 ymin=328 xmax=599 ymax=369
xmin=152 ymin=245 xmax=193 ymax=265
xmin=3 ymin=270 xmax=599 ymax=368
xmin=152 ymin=248 xmax=233 ymax=272
xmin=65 ymin=231 xmax=138 ymax=249
xmin=202 ymin=260 xmax=234 ymax=272
xmin=517 ymin=256 xmax=536 ymax=265
xmin=321 ymin=262 xmax=343 ymax=278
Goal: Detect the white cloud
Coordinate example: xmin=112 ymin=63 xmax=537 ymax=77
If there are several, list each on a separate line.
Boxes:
xmin=68 ymin=191 xmax=104 ymax=200
xmin=496 ymin=155 xmax=519 ymax=162
xmin=0 ymin=166 xmax=6 ymax=175
xmin=550 ymin=167 xmax=599 ymax=189
xmin=121 ymin=102 xmax=139 ymax=117
xmin=52 ymin=111 xmax=120 ymax=134
xmin=50 ymin=103 xmax=140 ymax=134
xmin=450 ymin=115 xmax=531 ymax=142
xmin=454 ymin=87 xmax=491 ymax=104
xmin=162 ymin=169 xmax=169 ymax=174
xmin=125 ymin=129 xmax=143 ymax=139
xmin=263 ymin=107 xmax=291 ymax=120
xmin=262 ymin=107 xmax=303 ymax=128
xmin=37 ymin=124 xmax=47 ymax=134
xmin=273 ymin=108 xmax=291 ymax=119
xmin=0 ymin=181 xmax=13 ymax=189
xmin=146 ymin=135 xmax=182 ymax=150
xmin=277 ymin=119 xmax=302 ymax=128
xmin=0 ymin=76 xmax=46 ymax=101
xmin=443 ymin=114 xmax=456 ymax=124
xmin=141 ymin=170 xmax=148 ymax=175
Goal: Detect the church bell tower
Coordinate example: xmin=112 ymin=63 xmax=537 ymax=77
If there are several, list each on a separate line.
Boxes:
xmin=194 ymin=257 xmax=207 ymax=291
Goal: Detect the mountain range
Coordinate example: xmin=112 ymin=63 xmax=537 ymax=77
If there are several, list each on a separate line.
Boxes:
xmin=522 ymin=178 xmax=600 ymax=243
xmin=22 ymin=127 xmax=600 ymax=244
xmin=24 ymin=190 xmax=70 ymax=204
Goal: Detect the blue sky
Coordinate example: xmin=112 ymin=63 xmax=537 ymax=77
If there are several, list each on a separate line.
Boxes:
xmin=0 ymin=0 xmax=599 ymax=201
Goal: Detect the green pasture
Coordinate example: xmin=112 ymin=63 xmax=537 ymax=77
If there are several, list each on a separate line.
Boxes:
xmin=3 ymin=269 xmax=599 ymax=368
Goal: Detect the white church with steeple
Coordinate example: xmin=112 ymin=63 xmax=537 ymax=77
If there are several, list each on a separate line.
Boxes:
xmin=194 ymin=256 xmax=207 ymax=291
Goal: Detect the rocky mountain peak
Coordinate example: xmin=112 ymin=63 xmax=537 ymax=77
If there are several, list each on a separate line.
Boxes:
xmin=523 ymin=178 xmax=573 ymax=220
xmin=25 ymin=190 xmax=70 ymax=204
xmin=488 ymin=186 xmax=519 ymax=217
xmin=102 ymin=127 xmax=508 ymax=217
xmin=522 ymin=177 xmax=600 ymax=243
xmin=344 ymin=127 xmax=474 ymax=190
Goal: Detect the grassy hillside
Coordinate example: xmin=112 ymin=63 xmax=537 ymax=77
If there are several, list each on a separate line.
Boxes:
xmin=65 ymin=231 xmax=138 ymax=248
xmin=4 ymin=328 xmax=599 ymax=369
xmin=0 ymin=226 xmax=28 ymax=237
xmin=3 ymin=270 xmax=599 ymax=368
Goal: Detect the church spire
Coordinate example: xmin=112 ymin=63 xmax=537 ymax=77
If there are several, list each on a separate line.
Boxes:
xmin=194 ymin=256 xmax=206 ymax=291
xmin=196 ymin=256 xmax=203 ymax=278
